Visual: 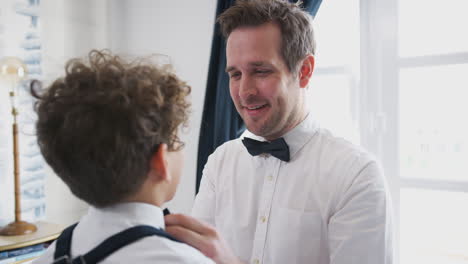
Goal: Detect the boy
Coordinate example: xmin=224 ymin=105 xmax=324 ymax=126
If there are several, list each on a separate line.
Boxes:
xmin=32 ymin=50 xmax=214 ymax=263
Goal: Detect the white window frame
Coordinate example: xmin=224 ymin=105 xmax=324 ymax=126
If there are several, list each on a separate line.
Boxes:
xmin=359 ymin=0 xmax=400 ymax=262
xmin=358 ymin=0 xmax=468 ymax=263
xmin=360 ymin=0 xmax=468 ymax=191
xmin=398 ymin=50 xmax=468 ymax=192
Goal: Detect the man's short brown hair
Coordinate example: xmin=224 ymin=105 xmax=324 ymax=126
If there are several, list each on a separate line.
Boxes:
xmin=218 ymin=0 xmax=316 ymax=74
xmin=33 ymin=50 xmax=190 ymax=207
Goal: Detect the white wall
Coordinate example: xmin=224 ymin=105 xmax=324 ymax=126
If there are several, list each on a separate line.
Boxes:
xmin=108 ymin=0 xmax=217 ymax=213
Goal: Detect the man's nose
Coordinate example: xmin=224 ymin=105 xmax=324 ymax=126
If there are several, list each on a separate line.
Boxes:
xmin=239 ymin=75 xmax=257 ymax=98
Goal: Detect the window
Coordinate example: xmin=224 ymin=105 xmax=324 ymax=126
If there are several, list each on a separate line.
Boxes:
xmin=398 ymin=0 xmax=468 ymax=263
xmin=312 ymin=0 xmax=468 ymax=263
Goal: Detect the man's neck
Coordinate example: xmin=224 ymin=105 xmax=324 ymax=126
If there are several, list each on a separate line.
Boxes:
xmin=263 ymin=111 xmax=309 ymax=141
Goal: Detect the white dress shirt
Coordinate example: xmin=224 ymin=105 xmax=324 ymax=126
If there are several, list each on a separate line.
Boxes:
xmin=192 ymin=115 xmax=393 ymax=264
xmin=34 ymin=203 xmax=214 ymax=264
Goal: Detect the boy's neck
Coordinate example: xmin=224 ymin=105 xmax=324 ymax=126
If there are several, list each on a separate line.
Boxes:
xmin=123 ymin=177 xmax=171 ymax=208
xmin=124 ymin=191 xmax=166 ymax=208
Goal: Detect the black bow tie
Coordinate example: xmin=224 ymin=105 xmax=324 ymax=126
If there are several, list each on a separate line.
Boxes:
xmin=242 ymin=137 xmax=290 ymax=162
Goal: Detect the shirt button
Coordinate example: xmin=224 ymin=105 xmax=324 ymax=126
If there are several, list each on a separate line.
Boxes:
xmin=267 ymin=175 xmax=273 ymax=181
xmin=260 ymin=216 xmax=267 ymax=223
xmin=253 ymin=259 xmax=260 ymax=264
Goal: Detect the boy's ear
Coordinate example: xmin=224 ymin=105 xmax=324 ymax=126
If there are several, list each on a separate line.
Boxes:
xmin=149 ymin=144 xmax=170 ymax=182
xmin=299 ymin=55 xmax=315 ymax=88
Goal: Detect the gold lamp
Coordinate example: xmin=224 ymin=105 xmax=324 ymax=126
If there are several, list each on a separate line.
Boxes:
xmin=0 ymin=56 xmax=37 ymax=236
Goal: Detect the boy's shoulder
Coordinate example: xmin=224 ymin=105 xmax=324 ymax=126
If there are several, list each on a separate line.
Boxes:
xmin=130 ymin=235 xmax=215 ymax=263
xmin=33 ymin=230 xmax=214 ymax=264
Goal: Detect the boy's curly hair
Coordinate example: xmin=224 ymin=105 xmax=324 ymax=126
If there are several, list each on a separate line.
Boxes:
xmin=32 ymin=50 xmax=191 ymax=207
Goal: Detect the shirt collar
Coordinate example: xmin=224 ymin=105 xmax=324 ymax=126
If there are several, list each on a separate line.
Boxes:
xmin=241 ymin=113 xmax=319 ymax=159
xmin=87 ymin=202 xmax=165 ymax=229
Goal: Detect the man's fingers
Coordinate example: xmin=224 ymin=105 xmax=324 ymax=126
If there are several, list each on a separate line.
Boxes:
xmin=165 ymin=214 xmax=243 ymax=264
xmin=165 ymin=214 xmax=217 ymax=237
xmin=166 ymin=225 xmax=216 ymax=259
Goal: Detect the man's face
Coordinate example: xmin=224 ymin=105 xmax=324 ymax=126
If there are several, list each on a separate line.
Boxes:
xmin=226 ymin=22 xmax=307 ymax=140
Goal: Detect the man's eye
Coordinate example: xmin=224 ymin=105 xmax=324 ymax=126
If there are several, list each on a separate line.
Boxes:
xmin=230 ymin=73 xmax=241 ymax=79
xmin=255 ymin=70 xmax=271 ymax=75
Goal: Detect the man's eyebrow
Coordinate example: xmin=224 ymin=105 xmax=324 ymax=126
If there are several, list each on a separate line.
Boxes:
xmin=226 ymin=66 xmax=236 ymax=73
xmin=249 ymin=61 xmax=270 ymax=67
xmin=226 ymin=62 xmax=272 ymax=72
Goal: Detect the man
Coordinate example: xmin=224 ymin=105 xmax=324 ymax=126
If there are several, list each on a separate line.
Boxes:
xmin=166 ymin=1 xmax=393 ymax=263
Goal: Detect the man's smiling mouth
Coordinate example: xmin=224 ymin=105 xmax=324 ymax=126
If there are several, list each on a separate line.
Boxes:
xmin=246 ymin=104 xmax=267 ymax=110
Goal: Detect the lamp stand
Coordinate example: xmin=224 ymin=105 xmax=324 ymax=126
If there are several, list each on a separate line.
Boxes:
xmin=0 ymin=107 xmax=37 ymax=236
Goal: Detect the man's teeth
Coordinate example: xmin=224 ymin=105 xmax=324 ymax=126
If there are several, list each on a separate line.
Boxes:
xmin=248 ymin=105 xmax=264 ymax=110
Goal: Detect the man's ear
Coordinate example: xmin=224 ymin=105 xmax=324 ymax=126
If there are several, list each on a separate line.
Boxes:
xmin=149 ymin=144 xmax=170 ymax=182
xmin=299 ymin=55 xmax=315 ymax=88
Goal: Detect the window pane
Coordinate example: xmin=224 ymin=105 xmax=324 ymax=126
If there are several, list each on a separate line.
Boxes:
xmin=400 ymin=188 xmax=468 ymax=264
xmin=313 ymin=0 xmax=360 ymax=69
xmin=399 ymin=0 xmax=468 ymax=57
xmin=399 ymin=64 xmax=468 ymax=181
xmin=308 ymin=74 xmax=360 ymax=144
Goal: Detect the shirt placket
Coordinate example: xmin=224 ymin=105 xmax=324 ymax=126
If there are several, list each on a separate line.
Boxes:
xmin=250 ymin=155 xmax=281 ymax=264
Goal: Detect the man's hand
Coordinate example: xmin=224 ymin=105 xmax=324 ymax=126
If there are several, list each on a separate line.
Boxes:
xmin=165 ymin=214 xmax=244 ymax=264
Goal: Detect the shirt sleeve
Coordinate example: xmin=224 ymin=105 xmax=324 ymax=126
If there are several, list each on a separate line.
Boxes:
xmin=191 ymin=154 xmax=217 ymax=226
xmin=328 ymin=160 xmax=394 ymax=264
